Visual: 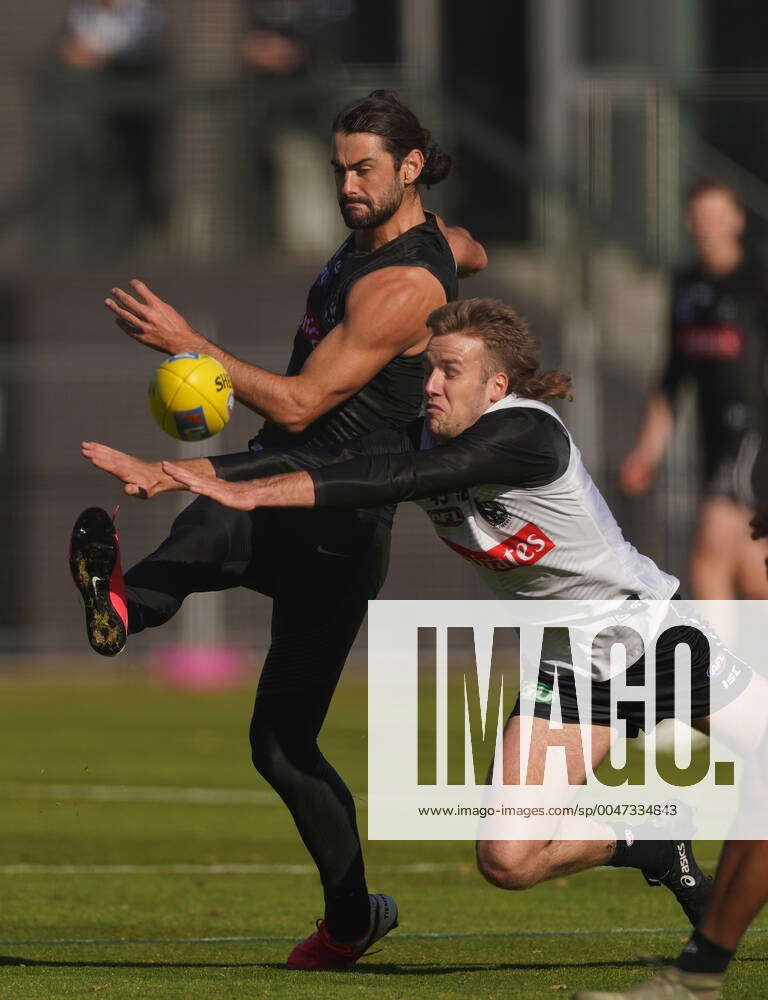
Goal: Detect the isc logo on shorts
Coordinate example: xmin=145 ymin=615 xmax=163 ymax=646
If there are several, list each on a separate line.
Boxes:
xmin=441 ymin=522 xmax=555 ymax=571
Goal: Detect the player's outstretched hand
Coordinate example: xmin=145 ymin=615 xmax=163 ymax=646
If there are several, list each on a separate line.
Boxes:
xmin=82 ymin=442 xmax=167 ymax=499
xmin=104 ymin=279 xmax=206 ymax=356
xmin=162 ymin=461 xmax=256 ymax=510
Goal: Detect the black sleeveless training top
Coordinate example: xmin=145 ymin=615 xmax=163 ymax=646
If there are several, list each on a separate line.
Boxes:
xmin=253 ymin=212 xmax=458 ymax=451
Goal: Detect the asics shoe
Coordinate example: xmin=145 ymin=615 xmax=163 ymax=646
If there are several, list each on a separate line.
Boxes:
xmin=642 ymin=841 xmax=713 ymax=926
xmin=69 ymin=507 xmax=127 ymax=656
xmin=286 ymin=892 xmax=398 ymax=970
xmin=572 ymin=966 xmax=724 ymax=999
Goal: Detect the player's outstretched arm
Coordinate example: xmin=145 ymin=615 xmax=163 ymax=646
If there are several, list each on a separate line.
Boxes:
xmin=104 ymin=269 xmax=445 ymax=433
xmin=82 ymin=441 xmax=216 ymax=499
xmin=163 ymin=462 xmax=315 ymax=510
xmin=164 ymin=408 xmax=564 ymax=511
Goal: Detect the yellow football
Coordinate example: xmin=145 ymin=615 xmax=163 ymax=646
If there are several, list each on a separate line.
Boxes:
xmin=148 ymin=353 xmax=234 ymax=441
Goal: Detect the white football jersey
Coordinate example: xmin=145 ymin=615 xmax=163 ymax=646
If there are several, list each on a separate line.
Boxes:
xmin=414 ymin=395 xmax=679 ymax=603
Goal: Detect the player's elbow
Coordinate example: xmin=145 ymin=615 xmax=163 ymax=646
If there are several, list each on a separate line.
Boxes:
xmin=278 ymin=381 xmax=348 ymax=433
xmin=270 ymin=385 xmax=321 ymax=434
xmin=274 ymin=400 xmax=328 ymax=434
xmin=278 ymin=411 xmax=312 ymax=435
xmin=457 ymin=240 xmax=488 ymax=278
xmin=461 ymin=241 xmax=488 ymax=277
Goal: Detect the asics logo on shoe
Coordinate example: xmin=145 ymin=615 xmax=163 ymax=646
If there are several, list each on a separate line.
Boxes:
xmin=676 ymin=842 xmax=697 ymax=885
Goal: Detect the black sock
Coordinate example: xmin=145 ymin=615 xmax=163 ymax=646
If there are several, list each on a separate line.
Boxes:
xmin=609 ymin=835 xmax=673 ymax=878
xmin=675 ymin=929 xmax=734 ymax=974
xmin=324 ymin=887 xmax=370 ymax=942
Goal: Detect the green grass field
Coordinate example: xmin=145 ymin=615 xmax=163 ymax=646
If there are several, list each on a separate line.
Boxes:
xmin=0 ymin=669 xmax=765 ymax=999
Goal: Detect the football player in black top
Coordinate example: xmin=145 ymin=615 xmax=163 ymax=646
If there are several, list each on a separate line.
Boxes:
xmin=620 ymin=180 xmax=768 ymax=599
xmin=70 ymin=90 xmax=486 ymax=969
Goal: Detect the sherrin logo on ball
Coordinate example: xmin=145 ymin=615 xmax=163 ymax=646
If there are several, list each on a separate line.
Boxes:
xmin=148 ymin=353 xmax=235 ymax=441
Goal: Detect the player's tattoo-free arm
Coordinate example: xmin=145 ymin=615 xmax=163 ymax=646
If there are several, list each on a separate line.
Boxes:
xmin=618 ymin=393 xmax=674 ymax=496
xmin=82 ymin=425 xmax=415 ymax=499
xmin=618 ymin=290 xmax=683 ymax=497
xmin=104 ymin=269 xmax=446 ymax=433
xmin=164 ymin=410 xmax=567 ymax=511
xmin=432 ymin=214 xmax=487 ymax=277
xmin=210 ymin=424 xmax=415 ymax=481
xmin=163 ymin=462 xmax=316 ymax=510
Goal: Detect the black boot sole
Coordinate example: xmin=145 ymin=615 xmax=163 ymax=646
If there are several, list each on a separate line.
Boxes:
xmin=69 ymin=507 xmax=126 ymax=657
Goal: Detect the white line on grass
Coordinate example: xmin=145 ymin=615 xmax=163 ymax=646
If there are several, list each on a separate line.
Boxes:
xmin=1 ymin=929 xmax=767 ymax=947
xmin=0 ymin=861 xmax=720 ymax=876
xmin=0 ymin=862 xmax=466 ymax=876
xmin=0 ymin=783 xmax=280 ymax=805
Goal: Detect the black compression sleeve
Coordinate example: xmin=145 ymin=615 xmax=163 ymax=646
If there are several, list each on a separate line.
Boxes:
xmin=208 ymin=424 xmax=417 ymax=483
xmin=311 ymin=408 xmax=570 ymax=509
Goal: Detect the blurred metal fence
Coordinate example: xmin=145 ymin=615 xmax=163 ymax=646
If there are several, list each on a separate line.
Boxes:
xmin=573 ymin=71 xmax=768 ymax=264
xmin=2 ymin=5 xmax=768 ymax=656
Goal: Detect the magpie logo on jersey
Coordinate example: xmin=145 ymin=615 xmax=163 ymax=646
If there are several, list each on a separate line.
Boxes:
xmin=477 ymin=499 xmax=513 ymax=529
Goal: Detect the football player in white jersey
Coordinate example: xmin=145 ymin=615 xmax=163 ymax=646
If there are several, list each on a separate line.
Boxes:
xmin=84 ymin=297 xmax=767 ymax=933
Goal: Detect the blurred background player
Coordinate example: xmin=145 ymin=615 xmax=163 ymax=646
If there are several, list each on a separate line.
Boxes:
xmin=70 ymin=90 xmax=487 ymax=970
xmin=38 ymin=0 xmax=167 ymax=258
xmin=241 ymin=0 xmax=356 ymax=245
xmin=620 ymin=180 xmax=768 ymax=599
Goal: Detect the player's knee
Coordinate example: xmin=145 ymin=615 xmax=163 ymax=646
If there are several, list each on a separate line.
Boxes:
xmin=249 ymin=721 xmax=319 ymax=783
xmin=249 ymin=728 xmax=282 ymax=780
xmin=170 ymin=495 xmax=237 ymax=561
xmin=476 ymin=842 xmax=538 ymax=891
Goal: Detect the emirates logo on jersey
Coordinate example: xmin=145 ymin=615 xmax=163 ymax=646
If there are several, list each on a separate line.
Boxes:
xmin=297 ymin=303 xmax=322 ymax=347
xmin=441 ymin=522 xmax=555 ymax=571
